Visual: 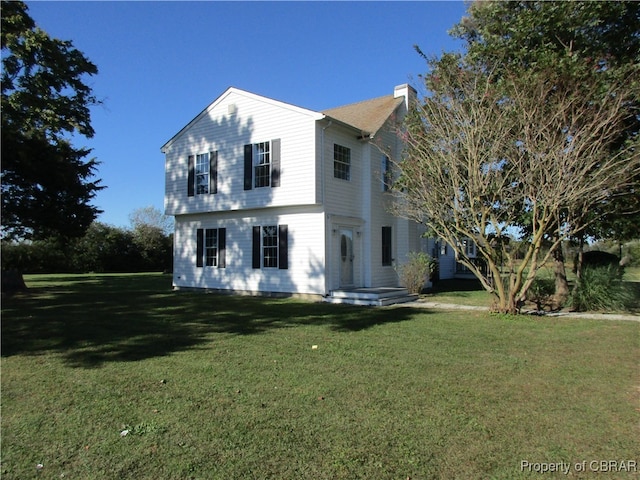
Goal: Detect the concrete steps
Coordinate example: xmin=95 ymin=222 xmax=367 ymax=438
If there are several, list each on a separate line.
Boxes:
xmin=324 ymin=287 xmax=418 ymax=306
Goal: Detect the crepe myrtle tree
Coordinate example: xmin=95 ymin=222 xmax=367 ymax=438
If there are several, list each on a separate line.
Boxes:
xmin=448 ymin=0 xmax=640 ymax=305
xmin=390 ymin=56 xmax=639 ymax=314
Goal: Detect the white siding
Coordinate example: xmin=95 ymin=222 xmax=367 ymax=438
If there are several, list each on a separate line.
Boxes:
xmin=369 ymin=124 xmax=402 ymax=288
xmin=425 ymin=237 xmax=456 ymax=280
xmin=164 ymin=89 xmax=321 ymax=217
xmin=321 ymin=125 xmax=364 ymax=219
xmin=172 ymin=206 xmax=326 ymax=295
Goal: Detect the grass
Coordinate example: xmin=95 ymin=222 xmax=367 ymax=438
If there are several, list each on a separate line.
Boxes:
xmin=424 ymin=279 xmax=494 ymax=306
xmin=2 ymin=273 xmax=639 ymax=479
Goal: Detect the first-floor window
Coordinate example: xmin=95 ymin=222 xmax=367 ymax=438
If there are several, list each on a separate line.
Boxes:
xmin=252 ymin=224 xmax=288 ymax=269
xmin=262 ymin=225 xmax=278 ymax=268
xmin=196 ymin=228 xmax=226 ymax=268
xmin=205 ymin=229 xmax=218 ymax=266
xmin=382 ymin=226 xmax=392 ymax=266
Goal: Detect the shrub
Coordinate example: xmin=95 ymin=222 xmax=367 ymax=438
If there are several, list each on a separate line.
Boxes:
xmin=575 ymin=250 xmax=624 ymax=276
xmin=571 ymin=265 xmax=633 ymax=312
xmin=397 ymin=252 xmax=434 ymax=294
xmin=526 ymin=277 xmax=556 ymax=311
xmin=625 ymin=241 xmax=640 ymax=266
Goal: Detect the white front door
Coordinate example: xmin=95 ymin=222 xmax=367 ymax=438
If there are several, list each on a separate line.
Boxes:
xmin=339 ymin=228 xmax=354 ymax=287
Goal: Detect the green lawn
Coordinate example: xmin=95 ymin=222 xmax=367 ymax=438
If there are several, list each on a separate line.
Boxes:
xmin=2 ymin=273 xmax=638 ymax=479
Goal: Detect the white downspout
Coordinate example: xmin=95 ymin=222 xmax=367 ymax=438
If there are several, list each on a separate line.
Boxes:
xmin=321 ymin=120 xmax=333 ymax=295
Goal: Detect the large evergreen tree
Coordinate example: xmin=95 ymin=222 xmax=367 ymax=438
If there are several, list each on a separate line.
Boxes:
xmin=1 ymin=1 xmax=103 ymax=241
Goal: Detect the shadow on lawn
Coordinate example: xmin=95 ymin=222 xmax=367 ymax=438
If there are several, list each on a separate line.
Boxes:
xmin=430 ymin=279 xmax=484 ymax=294
xmin=1 ymin=274 xmax=421 ymax=368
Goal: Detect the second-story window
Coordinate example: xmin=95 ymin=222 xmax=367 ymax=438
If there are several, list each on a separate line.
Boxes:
xmin=382 ymin=155 xmax=391 ymax=191
xmin=196 ymin=153 xmax=209 ymax=194
xmin=187 ymin=151 xmax=217 ymax=197
xmin=462 ymin=237 xmax=476 ymax=257
xmin=334 ymin=144 xmax=351 ymax=181
xmin=244 ymin=139 xmax=281 ymax=190
xmin=254 ymin=142 xmax=271 ymax=188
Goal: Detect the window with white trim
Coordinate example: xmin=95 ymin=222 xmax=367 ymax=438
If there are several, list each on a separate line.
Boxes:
xmin=196 ymin=228 xmax=226 ymax=268
xmin=463 ymin=238 xmax=476 ymax=257
xmin=254 ymin=141 xmax=271 ymax=188
xmin=252 ymin=224 xmax=288 ymax=269
xmin=195 ymin=153 xmax=209 ymax=194
xmin=333 ymin=144 xmax=351 ymax=180
xmin=244 ymin=139 xmax=280 ymax=190
xmin=262 ymin=225 xmax=278 ymax=268
xmin=205 ymin=229 xmax=218 ymax=266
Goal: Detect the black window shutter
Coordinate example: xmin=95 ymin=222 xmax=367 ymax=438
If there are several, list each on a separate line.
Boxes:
xmin=278 ymin=224 xmax=288 ymax=270
xmin=271 ymin=138 xmax=281 ymax=187
xmin=210 ymin=151 xmax=218 ymax=194
xmin=382 ymin=226 xmax=392 ymax=266
xmin=244 ymin=144 xmax=253 ymax=190
xmin=196 ymin=228 xmax=204 ymax=267
xmin=218 ymin=227 xmax=226 ymax=268
xmin=252 ymin=226 xmax=261 ymax=268
xmin=187 ymin=155 xmax=195 ymax=197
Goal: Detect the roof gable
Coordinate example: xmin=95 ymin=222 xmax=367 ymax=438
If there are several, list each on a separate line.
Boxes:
xmin=161 ymin=87 xmax=324 ymax=152
xmin=322 ymin=95 xmax=404 ymax=137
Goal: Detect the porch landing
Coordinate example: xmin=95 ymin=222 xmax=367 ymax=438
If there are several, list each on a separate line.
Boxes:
xmin=325 ymin=287 xmax=418 ymax=306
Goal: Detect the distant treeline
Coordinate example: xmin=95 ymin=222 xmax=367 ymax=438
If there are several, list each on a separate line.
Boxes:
xmin=2 ymin=222 xmax=172 ymax=274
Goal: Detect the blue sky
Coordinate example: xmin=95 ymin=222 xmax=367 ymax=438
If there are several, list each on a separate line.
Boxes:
xmin=26 ymin=1 xmax=467 ymax=228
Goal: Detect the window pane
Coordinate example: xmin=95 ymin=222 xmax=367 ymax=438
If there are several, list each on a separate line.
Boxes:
xmin=255 ymin=164 xmax=270 ymax=188
xmin=196 ymin=153 xmax=209 ymax=173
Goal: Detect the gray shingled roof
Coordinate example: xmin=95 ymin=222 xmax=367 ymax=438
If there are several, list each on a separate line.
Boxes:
xmin=322 ymin=94 xmax=404 ymax=137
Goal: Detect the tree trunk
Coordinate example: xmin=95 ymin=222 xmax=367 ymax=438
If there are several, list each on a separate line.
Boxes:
xmin=2 ymin=269 xmax=27 ymax=293
xmin=552 ymin=244 xmax=570 ymax=310
xmin=574 ymin=237 xmax=585 ymax=288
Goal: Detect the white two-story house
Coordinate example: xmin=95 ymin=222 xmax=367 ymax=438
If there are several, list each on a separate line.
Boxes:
xmin=161 ymin=84 xmax=462 ymax=303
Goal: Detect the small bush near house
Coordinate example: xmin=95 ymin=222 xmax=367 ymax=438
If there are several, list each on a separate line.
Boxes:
xmin=571 ymin=265 xmax=634 ymax=312
xmin=397 ymin=252 xmax=434 ymax=294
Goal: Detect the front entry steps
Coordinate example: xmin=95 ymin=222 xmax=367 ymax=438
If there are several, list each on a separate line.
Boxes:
xmin=324 ymin=287 xmax=418 ymax=306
